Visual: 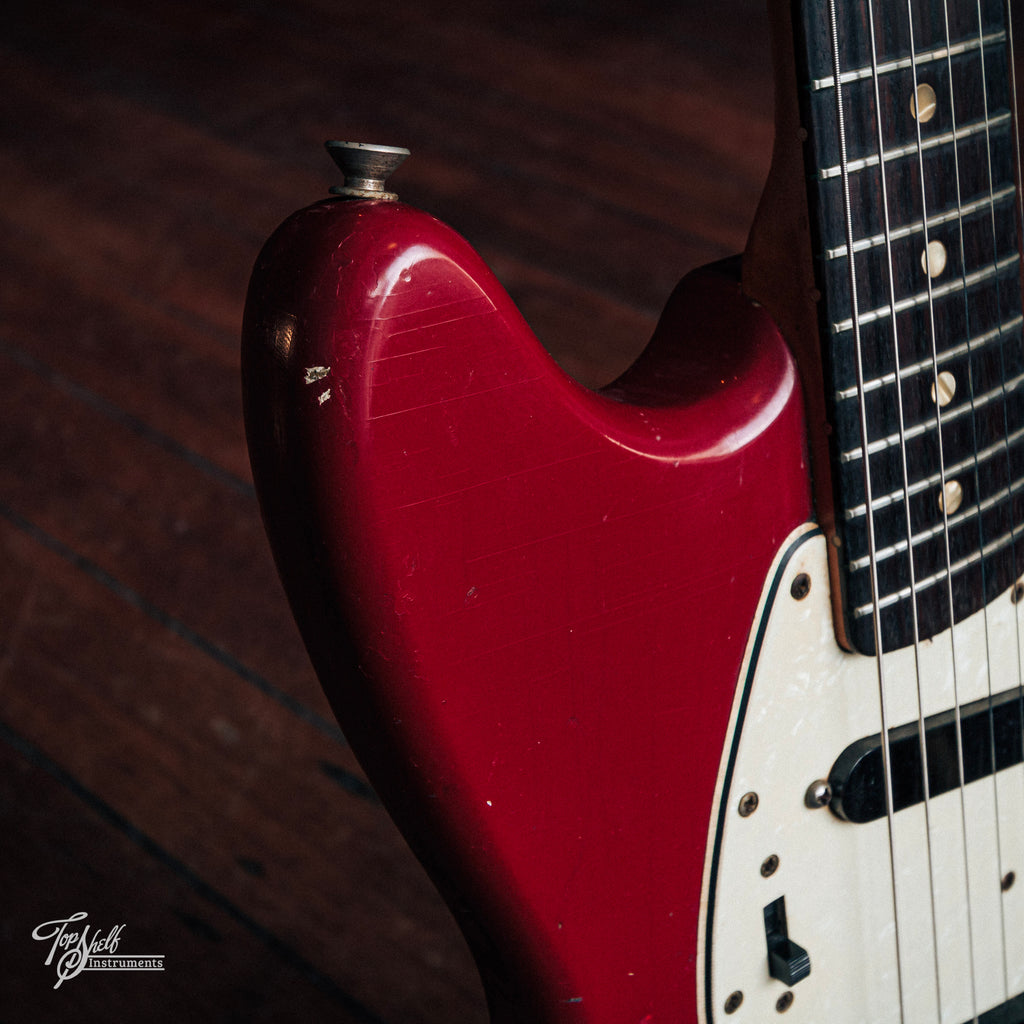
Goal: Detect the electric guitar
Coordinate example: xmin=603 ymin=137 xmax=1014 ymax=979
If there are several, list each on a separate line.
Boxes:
xmin=241 ymin=1 xmax=1024 ymax=1020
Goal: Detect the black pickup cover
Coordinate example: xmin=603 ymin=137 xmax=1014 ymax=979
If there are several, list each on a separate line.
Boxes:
xmin=829 ymin=687 xmax=1024 ymax=823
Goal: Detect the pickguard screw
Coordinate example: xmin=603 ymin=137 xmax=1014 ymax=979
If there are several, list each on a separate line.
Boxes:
xmin=1003 ymin=871 xmax=1016 ymax=892
xmin=1013 ymin=580 xmax=1024 ymax=604
xmin=761 ymin=854 xmax=780 ymax=877
xmin=777 ymin=991 xmax=794 ymax=1013
xmin=724 ymin=990 xmax=744 ymax=1014
xmin=739 ymin=792 xmax=759 ymax=817
xmin=790 ymin=573 xmax=811 ymax=600
xmin=805 ymin=779 xmax=833 ymax=808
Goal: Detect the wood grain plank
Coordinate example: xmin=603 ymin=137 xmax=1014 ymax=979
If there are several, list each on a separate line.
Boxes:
xmin=1 ymin=0 xmax=774 ymax=324
xmin=0 ymin=344 xmax=321 ymax=717
xmin=0 ymin=516 xmax=487 ymax=1023
xmin=0 ymin=731 xmax=381 ymax=1024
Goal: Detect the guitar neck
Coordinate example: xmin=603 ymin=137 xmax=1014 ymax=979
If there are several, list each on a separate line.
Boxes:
xmin=752 ymin=0 xmax=1024 ymax=656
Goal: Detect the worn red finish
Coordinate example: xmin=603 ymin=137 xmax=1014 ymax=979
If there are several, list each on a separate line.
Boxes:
xmin=242 ymin=197 xmax=812 ymax=1022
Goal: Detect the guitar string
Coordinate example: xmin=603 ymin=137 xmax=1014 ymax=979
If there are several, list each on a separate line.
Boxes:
xmin=863 ymin=1 xmax=945 ymax=1017
xmin=825 ymin=2 xmax=908 ymax=1018
xmin=906 ymin=0 xmax=981 ymax=1018
xmin=968 ymin=0 xmax=1017 ymax=1000
xmin=1005 ymin=3 xmax=1024 ymax=998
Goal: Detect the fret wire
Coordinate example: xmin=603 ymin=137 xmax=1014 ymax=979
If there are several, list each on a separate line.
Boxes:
xmin=850 ymin=471 xmax=1024 ymax=572
xmin=840 ymin=367 xmax=1024 ymax=463
xmin=845 ymin=421 xmax=1024 ymax=521
xmin=835 ymin=314 xmax=1024 ymax=400
xmin=831 ymin=253 xmax=1020 ymax=334
xmin=809 ymin=30 xmax=1007 ymax=91
xmin=853 ymin=521 xmax=1021 ymax=617
xmin=818 ymin=112 xmax=1013 ymax=181
xmin=823 ymin=184 xmax=1017 ymax=261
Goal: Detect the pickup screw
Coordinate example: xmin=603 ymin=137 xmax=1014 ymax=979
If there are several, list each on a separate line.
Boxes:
xmin=325 ymin=141 xmax=410 ymax=200
xmin=761 ymin=854 xmax=780 ymax=877
xmin=1013 ymin=579 xmax=1024 ymax=604
xmin=1002 ymin=871 xmax=1016 ymax=892
xmin=739 ymin=792 xmax=759 ymax=817
xmin=777 ymin=991 xmax=794 ymax=1013
xmin=805 ymin=779 xmax=832 ymax=808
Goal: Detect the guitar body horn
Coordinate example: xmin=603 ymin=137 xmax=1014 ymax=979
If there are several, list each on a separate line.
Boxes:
xmin=242 ymin=187 xmax=811 ymax=1022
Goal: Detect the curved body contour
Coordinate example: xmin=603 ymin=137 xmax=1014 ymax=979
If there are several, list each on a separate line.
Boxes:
xmin=242 ymin=197 xmax=811 ymax=1021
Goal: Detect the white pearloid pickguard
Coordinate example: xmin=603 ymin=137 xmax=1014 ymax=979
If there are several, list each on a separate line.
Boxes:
xmin=702 ymin=525 xmax=1024 ymax=1024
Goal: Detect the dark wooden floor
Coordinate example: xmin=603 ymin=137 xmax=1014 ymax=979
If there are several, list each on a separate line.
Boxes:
xmin=2 ymin=1 xmax=1015 ymax=1022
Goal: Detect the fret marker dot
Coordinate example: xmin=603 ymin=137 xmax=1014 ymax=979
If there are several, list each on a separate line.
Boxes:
xmin=912 ymin=83 xmax=937 ymax=123
xmin=939 ymin=480 xmax=963 ymax=515
xmin=930 ymin=371 xmax=956 ymax=407
xmin=921 ymin=240 xmax=947 ymax=278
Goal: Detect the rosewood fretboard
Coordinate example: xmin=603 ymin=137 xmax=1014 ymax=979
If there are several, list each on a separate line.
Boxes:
xmin=796 ymin=0 xmax=1024 ymax=654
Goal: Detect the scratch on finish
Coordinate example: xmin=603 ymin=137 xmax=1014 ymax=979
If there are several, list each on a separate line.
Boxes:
xmin=304 ymin=365 xmax=330 ymax=384
xmin=369 ymin=375 xmax=545 ymax=423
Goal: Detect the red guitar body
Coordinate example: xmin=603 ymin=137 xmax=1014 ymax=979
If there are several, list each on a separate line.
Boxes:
xmin=242 ymin=198 xmax=812 ymax=1022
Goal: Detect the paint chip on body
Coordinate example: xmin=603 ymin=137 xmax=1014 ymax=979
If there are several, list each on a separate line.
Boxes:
xmin=304 ymin=365 xmax=330 ymax=384
xmin=318 ymin=389 xmax=331 ymax=405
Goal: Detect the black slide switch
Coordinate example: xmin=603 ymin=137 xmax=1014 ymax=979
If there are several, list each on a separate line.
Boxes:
xmin=764 ymin=896 xmax=811 ymax=986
